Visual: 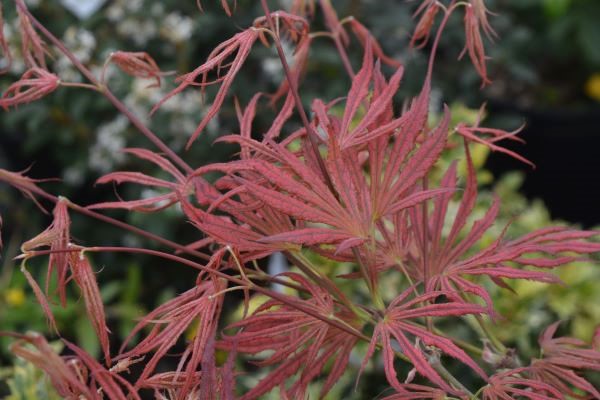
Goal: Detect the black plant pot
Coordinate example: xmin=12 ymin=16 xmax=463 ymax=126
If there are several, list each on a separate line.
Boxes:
xmin=485 ymin=102 xmax=600 ymax=228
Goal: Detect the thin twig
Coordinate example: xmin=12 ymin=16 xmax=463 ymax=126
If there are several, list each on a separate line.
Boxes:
xmin=15 ymin=0 xmax=193 ymax=175
xmin=318 ymin=0 xmax=355 ymax=79
xmin=22 ymin=246 xmax=370 ymax=342
xmin=4 ymin=178 xmax=211 ymax=261
xmin=259 ymin=0 xmax=337 ymax=196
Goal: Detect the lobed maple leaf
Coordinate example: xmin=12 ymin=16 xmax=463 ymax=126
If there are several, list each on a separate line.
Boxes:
xmin=359 ymin=288 xmax=487 ymax=395
xmin=21 ymin=200 xmax=70 ymax=304
xmin=16 ymin=2 xmax=49 ymax=68
xmin=392 ymin=143 xmax=600 ymax=314
xmin=89 ymin=148 xmax=213 ymax=212
xmin=455 ymin=104 xmax=533 ymax=167
xmin=319 ymin=0 xmax=350 ymax=47
xmin=232 ymin=49 xmax=437 ymax=235
xmin=68 ymin=252 xmax=112 ymax=366
xmin=410 ymin=1 xmax=441 ymax=49
xmin=345 ymin=17 xmax=402 ymax=68
xmin=138 ymin=335 xmax=236 ymax=400
xmin=0 ymin=167 xmax=56 ymax=213
xmin=187 ymin=45 xmax=456 ymax=300
xmin=528 ymin=322 xmax=600 ymax=398
xmin=0 ymin=67 xmax=60 ymax=110
xmin=118 ymin=272 xmax=226 ymax=394
xmin=221 ymin=273 xmax=359 ymax=399
xmin=481 ymin=367 xmax=563 ymax=400
xmin=6 ymin=332 xmax=96 ymax=399
xmin=253 ymin=10 xmax=309 ymax=46
xmin=104 ymin=51 xmax=171 ymax=88
xmin=151 ymin=28 xmax=259 ymax=149
xmin=4 ymin=332 xmax=137 ymax=400
xmin=190 ymin=134 xmax=358 ymax=259
xmin=19 ymin=201 xmax=112 ymax=365
xmin=458 ymin=0 xmax=498 ymax=86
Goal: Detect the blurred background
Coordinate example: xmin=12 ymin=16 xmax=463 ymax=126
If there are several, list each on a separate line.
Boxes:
xmin=0 ymin=0 xmax=599 ymax=397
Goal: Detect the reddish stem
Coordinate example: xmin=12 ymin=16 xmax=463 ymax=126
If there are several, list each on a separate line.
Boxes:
xmin=259 ymin=0 xmax=337 ymax=196
xmin=24 ymin=246 xmax=368 ymax=342
xmin=427 ymin=0 xmax=459 ymax=80
xmin=6 ymin=178 xmax=210 ymax=261
xmin=318 ymin=0 xmax=355 ymax=79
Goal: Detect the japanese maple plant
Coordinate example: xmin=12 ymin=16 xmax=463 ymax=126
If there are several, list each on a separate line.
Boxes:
xmin=1 ymin=0 xmax=599 ymax=399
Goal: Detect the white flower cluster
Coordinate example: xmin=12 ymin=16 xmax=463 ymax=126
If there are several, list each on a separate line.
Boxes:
xmin=60 ymin=0 xmax=107 ymax=19
xmin=106 ymin=0 xmax=193 ymax=45
xmin=161 ymin=12 xmax=194 ymax=44
xmin=106 ymin=0 xmax=157 ymax=46
xmin=88 ymin=115 xmax=128 ymax=173
xmin=0 ymin=20 xmax=19 ymax=73
xmin=262 ymin=40 xmax=294 ymax=84
xmin=0 ymin=12 xmax=95 ymax=77
xmin=123 ymin=77 xmax=219 ymax=151
xmin=3 ymin=0 xmax=222 ymax=165
xmin=55 ymin=27 xmax=96 ymax=82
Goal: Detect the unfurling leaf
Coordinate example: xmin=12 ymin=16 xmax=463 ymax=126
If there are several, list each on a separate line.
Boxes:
xmin=0 ymin=68 xmax=60 ymax=110
xmin=105 ymin=51 xmax=170 ymax=87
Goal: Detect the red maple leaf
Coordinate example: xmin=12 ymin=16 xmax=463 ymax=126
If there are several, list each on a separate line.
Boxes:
xmin=528 ymin=322 xmax=600 ymax=399
xmin=482 ymin=367 xmax=563 ymax=400
xmin=90 ymin=148 xmax=214 ymax=212
xmin=359 ymin=288 xmax=487 ymax=395
xmin=118 ymin=273 xmax=226 ymax=394
xmin=221 ymin=273 xmax=360 ymax=399
xmin=399 ymin=143 xmax=600 ymax=313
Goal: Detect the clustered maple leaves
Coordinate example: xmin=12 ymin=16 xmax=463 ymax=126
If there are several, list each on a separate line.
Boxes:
xmin=1 ymin=0 xmax=599 ymax=399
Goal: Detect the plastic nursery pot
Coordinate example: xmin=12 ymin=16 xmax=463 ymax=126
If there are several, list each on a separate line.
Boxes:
xmin=485 ymin=101 xmax=600 ymax=228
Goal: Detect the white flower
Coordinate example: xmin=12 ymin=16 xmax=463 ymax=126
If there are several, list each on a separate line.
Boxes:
xmin=89 ymin=116 xmax=128 ymax=173
xmin=117 ymin=18 xmax=157 ymax=46
xmin=161 ymin=13 xmax=194 ymax=43
xmin=54 ymin=27 xmax=96 ymax=81
xmin=106 ymin=4 xmax=124 ymax=22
